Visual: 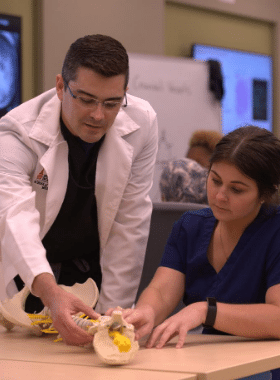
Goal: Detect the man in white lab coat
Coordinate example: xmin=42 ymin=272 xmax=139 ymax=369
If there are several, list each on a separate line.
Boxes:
xmin=0 ymin=34 xmax=158 ymax=345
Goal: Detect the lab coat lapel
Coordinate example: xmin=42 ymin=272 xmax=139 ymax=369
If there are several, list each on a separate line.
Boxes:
xmin=29 ymin=94 xmax=69 ymax=237
xmin=39 ymin=140 xmax=68 ymax=236
xmin=96 ymin=109 xmax=140 ymax=249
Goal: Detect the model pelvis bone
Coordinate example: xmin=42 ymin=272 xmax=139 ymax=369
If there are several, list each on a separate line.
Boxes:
xmin=0 ymin=278 xmax=99 ymax=335
xmin=0 ymin=279 xmax=139 ymax=365
xmin=90 ymin=310 xmax=139 ymax=365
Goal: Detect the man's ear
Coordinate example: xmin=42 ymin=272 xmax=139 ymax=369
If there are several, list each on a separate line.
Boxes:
xmin=56 ymin=74 xmax=64 ymax=101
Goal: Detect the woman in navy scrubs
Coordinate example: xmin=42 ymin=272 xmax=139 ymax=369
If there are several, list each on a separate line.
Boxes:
xmin=119 ymin=126 xmax=280 ymax=379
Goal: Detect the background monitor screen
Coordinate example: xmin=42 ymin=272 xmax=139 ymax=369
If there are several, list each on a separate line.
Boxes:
xmin=191 ymin=43 xmax=273 ymax=134
xmin=0 ymin=14 xmax=21 ymax=118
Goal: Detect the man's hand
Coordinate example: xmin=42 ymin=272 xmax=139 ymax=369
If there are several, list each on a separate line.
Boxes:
xmin=32 ymin=273 xmax=100 ymax=345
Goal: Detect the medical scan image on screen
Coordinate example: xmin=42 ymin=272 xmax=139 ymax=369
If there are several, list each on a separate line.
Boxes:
xmin=192 ymin=44 xmax=273 ymax=134
xmin=0 ymin=15 xmax=21 ymax=117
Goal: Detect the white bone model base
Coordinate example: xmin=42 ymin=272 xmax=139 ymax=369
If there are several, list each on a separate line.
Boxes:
xmin=0 ymin=279 xmax=139 ymax=365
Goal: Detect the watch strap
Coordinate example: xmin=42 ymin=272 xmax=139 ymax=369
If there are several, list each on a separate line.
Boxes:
xmin=203 ymin=297 xmax=217 ymax=328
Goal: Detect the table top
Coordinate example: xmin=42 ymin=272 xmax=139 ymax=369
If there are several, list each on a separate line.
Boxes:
xmin=1 ymin=359 xmax=196 ymax=380
xmin=1 ymin=326 xmax=280 ymax=380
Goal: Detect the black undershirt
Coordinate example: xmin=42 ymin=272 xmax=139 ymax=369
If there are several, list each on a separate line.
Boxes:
xmin=15 ymin=120 xmax=103 ymax=312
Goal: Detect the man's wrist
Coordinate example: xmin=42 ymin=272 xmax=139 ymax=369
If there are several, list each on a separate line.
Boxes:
xmin=31 ymin=273 xmax=57 ymax=299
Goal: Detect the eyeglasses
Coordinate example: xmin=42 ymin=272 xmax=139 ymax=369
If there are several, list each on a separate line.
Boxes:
xmin=65 ymin=82 xmax=127 ymax=110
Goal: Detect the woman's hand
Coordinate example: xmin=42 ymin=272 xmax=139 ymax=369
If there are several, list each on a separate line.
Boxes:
xmin=106 ymin=305 xmax=157 ymax=341
xmin=123 ymin=305 xmax=156 ymax=341
xmin=146 ymin=302 xmax=207 ymax=349
xmin=105 ymin=267 xmax=188 ymax=344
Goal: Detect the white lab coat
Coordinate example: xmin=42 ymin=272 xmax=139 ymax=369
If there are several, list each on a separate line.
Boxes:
xmin=0 ymin=88 xmax=158 ymax=313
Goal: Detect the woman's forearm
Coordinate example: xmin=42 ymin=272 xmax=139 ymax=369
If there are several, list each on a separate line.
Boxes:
xmin=135 ymin=267 xmax=185 ymax=326
xmin=136 ymin=285 xmax=181 ymax=326
xmin=214 ymin=302 xmax=280 ymax=339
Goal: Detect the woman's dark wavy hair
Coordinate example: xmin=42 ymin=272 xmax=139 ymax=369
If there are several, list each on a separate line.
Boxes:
xmin=62 ymin=34 xmax=129 ymax=89
xmin=209 ymin=126 xmax=280 ymax=205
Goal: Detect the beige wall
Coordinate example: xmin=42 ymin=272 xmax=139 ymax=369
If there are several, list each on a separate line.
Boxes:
xmin=167 ymin=0 xmax=280 ymax=134
xmin=168 ymin=0 xmax=280 ymax=22
xmin=41 ymin=0 xmax=280 ymax=134
xmin=41 ymin=0 xmax=165 ymax=92
xmin=165 ymin=2 xmax=275 ymax=133
xmin=2 ymin=0 xmax=276 ymax=133
xmin=165 ymin=4 xmax=273 ymax=57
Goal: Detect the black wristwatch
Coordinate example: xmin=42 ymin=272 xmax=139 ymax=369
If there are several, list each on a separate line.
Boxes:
xmin=203 ymin=297 xmax=217 ymax=328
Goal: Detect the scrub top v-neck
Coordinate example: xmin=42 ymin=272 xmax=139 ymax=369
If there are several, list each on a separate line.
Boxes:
xmin=160 ymin=207 xmax=280 ymax=307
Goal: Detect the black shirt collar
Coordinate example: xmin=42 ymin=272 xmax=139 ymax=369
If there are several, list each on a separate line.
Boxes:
xmin=60 ymin=117 xmax=97 ymax=155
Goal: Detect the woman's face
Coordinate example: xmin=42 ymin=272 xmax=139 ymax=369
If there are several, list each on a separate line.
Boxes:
xmin=207 ymin=161 xmax=262 ymax=225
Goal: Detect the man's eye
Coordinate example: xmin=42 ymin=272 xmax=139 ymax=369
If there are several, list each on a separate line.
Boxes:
xmin=104 ymin=102 xmax=118 ymax=109
xmin=80 ymin=97 xmax=95 ymax=104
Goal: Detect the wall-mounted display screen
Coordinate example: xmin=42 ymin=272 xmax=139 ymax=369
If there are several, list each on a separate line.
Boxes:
xmin=191 ymin=43 xmax=273 ymax=134
xmin=0 ymin=14 xmax=21 ymax=118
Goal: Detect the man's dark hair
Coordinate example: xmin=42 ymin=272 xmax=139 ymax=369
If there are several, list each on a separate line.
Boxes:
xmin=62 ymin=34 xmax=129 ymax=89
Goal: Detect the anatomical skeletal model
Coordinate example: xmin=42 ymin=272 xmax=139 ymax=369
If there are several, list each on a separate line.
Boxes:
xmin=0 ymin=279 xmax=139 ymax=365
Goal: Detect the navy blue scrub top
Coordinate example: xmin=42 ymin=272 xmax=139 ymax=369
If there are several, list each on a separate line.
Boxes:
xmin=160 ymin=206 xmax=280 ymax=307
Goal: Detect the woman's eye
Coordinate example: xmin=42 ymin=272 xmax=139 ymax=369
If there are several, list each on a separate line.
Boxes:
xmin=231 ymin=187 xmax=243 ymax=194
xmin=212 ymin=178 xmax=221 ymax=186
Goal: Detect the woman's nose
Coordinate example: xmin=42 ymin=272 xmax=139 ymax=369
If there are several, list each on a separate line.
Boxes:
xmin=216 ymin=188 xmax=228 ymax=201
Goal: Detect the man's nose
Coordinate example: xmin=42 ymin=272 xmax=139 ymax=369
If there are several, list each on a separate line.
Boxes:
xmin=89 ymin=103 xmax=105 ymax=120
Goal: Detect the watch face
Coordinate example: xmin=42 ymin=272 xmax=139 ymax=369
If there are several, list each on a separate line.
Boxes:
xmin=0 ymin=33 xmax=17 ymax=109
